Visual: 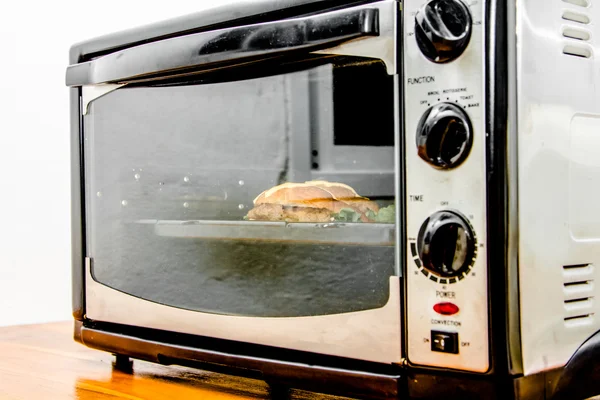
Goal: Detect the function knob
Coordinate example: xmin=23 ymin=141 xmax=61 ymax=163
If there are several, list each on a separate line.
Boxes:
xmin=415 ymin=0 xmax=473 ymax=63
xmin=416 ymin=102 xmax=473 ymax=169
xmin=417 ymin=210 xmax=476 ymax=278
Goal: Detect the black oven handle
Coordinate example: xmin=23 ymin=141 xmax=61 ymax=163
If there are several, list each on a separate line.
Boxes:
xmin=65 ymin=7 xmax=380 ymax=87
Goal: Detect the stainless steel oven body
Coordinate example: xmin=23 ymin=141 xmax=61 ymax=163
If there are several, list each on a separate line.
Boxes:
xmin=66 ymin=1 xmax=600 ymax=399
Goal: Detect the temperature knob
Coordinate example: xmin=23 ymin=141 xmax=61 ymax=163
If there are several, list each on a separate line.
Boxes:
xmin=415 ymin=0 xmax=473 ymax=63
xmin=417 ymin=210 xmax=476 ymax=278
xmin=416 ymin=103 xmax=473 ymax=169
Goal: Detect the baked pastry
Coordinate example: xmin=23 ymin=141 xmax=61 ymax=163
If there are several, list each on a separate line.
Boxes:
xmin=246 ymin=181 xmax=379 ymax=223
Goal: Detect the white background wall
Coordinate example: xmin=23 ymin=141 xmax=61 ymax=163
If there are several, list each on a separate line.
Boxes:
xmin=0 ymin=1 xmax=223 ymax=327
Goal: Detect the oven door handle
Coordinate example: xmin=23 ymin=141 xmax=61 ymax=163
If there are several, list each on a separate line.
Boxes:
xmin=65 ymin=7 xmax=380 ymax=87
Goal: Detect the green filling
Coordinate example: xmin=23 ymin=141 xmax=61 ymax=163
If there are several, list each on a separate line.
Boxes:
xmin=331 ymin=208 xmax=363 ymax=222
xmin=332 ymin=204 xmax=396 ymax=224
xmin=373 ymin=205 xmax=396 ymax=223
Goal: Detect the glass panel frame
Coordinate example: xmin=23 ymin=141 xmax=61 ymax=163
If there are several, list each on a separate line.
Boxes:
xmin=83 ymin=53 xmax=399 ymax=318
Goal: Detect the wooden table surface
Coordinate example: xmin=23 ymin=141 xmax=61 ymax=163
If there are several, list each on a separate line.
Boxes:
xmin=0 ymin=321 xmax=349 ymax=400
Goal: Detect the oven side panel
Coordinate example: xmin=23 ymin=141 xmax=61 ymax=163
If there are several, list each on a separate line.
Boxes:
xmin=517 ymin=0 xmax=600 ymax=376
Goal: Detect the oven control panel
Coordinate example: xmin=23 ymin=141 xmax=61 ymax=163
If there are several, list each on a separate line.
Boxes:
xmin=403 ymin=0 xmax=489 ymax=372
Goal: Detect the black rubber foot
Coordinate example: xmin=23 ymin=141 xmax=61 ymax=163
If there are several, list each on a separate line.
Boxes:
xmin=113 ymin=354 xmax=134 ymax=373
xmin=267 ymin=382 xmax=291 ymax=400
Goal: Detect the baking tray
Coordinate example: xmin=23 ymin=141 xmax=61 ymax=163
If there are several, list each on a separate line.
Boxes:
xmin=135 ymin=219 xmax=395 ymax=246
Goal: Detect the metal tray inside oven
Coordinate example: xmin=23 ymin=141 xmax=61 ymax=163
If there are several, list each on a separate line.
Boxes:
xmin=135 ymin=220 xmax=395 ymax=246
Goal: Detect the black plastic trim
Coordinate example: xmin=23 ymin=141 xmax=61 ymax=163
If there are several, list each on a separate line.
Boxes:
xmin=75 ymin=321 xmax=569 ymax=400
xmin=77 ymin=321 xmax=403 ymax=400
xmin=407 ymin=368 xmax=567 ymax=400
xmin=513 ymin=369 xmax=562 ymax=400
xmin=396 ymin=0 xmax=407 ymax=375
xmin=82 ymin=320 xmax=401 ymax=376
xmin=484 ymin=0 xmax=517 ymax=380
xmin=407 ymin=372 xmax=506 ymax=400
xmin=551 ymin=329 xmax=600 ymax=399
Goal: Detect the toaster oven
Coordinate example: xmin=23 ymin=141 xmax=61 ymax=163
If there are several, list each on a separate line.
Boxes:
xmin=65 ymin=0 xmax=600 ymax=398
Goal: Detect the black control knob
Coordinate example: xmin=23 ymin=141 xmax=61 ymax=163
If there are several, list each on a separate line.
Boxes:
xmin=417 ymin=210 xmax=476 ymax=278
xmin=415 ymin=0 xmax=472 ymax=63
xmin=416 ymin=103 xmax=473 ymax=169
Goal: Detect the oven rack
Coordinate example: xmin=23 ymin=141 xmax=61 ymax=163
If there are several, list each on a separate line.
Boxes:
xmin=135 ymin=219 xmax=395 ymax=246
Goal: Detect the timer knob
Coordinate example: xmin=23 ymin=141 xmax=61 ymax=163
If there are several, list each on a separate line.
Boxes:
xmin=417 ymin=210 xmax=476 ymax=278
xmin=415 ymin=0 xmax=473 ymax=63
xmin=416 ymin=102 xmax=473 ymax=169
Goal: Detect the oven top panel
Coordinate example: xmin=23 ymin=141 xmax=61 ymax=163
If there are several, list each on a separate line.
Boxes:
xmin=69 ymin=0 xmax=386 ymax=63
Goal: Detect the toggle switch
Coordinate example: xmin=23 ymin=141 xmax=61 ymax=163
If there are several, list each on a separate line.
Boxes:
xmin=431 ymin=331 xmax=459 ymax=354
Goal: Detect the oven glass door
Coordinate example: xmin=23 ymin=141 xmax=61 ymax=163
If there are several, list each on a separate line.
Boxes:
xmin=84 ymin=56 xmax=397 ymax=318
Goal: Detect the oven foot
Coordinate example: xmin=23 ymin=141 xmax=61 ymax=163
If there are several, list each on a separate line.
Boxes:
xmin=112 ymin=354 xmax=133 ymax=373
xmin=266 ymin=382 xmax=291 ymax=400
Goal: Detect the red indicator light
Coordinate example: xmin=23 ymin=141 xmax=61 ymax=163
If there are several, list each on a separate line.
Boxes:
xmin=433 ymin=302 xmax=460 ymax=316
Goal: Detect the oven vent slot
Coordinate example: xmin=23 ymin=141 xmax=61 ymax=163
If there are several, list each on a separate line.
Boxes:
xmin=562 ymin=0 xmax=590 ymax=7
xmin=563 ymin=27 xmax=591 ymax=41
xmin=563 ymin=280 xmax=593 ymax=295
xmin=564 ymin=313 xmax=594 ymax=328
xmin=562 ymin=10 xmax=591 ymax=24
xmin=564 ymin=296 xmax=593 ymax=310
xmin=563 ymin=263 xmax=592 ymax=270
xmin=563 ymin=264 xmax=595 ymax=327
xmin=563 ymin=263 xmax=594 ymax=280
xmin=563 ymin=44 xmax=593 ymax=58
